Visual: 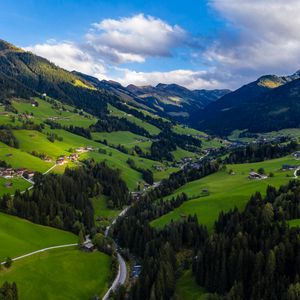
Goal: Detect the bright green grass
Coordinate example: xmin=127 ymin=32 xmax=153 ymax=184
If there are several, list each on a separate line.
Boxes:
xmin=0 ymin=177 xmax=31 ymax=196
xmin=153 ymin=167 xmax=180 ymax=182
xmin=0 ymin=212 xmax=76 ymax=261
xmin=201 ymin=138 xmax=225 ymax=150
xmin=13 ymin=98 xmax=97 ymax=128
xmin=174 ymin=270 xmax=208 ymax=300
xmin=172 ymin=147 xmax=198 ymax=161
xmin=92 ymin=131 xmax=151 ymax=152
xmin=13 ymin=130 xmax=72 ymax=159
xmin=92 ymin=195 xmax=120 ymax=220
xmin=109 ymin=104 xmax=160 ymax=135
xmin=173 ymin=125 xmax=208 ymax=137
xmin=288 ymin=218 xmax=300 ymax=228
xmin=152 ymin=156 xmax=298 ymax=231
xmin=0 ymin=142 xmax=52 ymax=172
xmin=0 ymin=247 xmax=111 ymax=300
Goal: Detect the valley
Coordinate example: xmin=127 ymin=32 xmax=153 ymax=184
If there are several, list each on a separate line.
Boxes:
xmin=1 ymin=37 xmax=300 ymax=300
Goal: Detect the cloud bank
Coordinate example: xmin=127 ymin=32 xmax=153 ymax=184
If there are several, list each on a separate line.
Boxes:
xmin=24 ymin=3 xmax=300 ymax=90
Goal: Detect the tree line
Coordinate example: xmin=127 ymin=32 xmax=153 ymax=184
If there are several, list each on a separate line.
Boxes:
xmin=224 ymin=141 xmax=298 ymax=164
xmin=0 ymin=161 xmax=130 ymax=235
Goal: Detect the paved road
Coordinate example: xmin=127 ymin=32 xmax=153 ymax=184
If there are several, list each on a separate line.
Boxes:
xmin=0 ymin=243 xmax=78 ymax=265
xmin=102 ymin=207 xmax=129 ymax=300
xmin=294 ymin=166 xmax=300 ymax=178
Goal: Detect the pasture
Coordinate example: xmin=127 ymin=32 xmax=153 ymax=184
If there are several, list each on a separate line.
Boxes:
xmin=0 ymin=212 xmax=76 ymax=261
xmin=151 ymin=156 xmax=298 ymax=231
xmin=0 ymin=247 xmax=111 ymax=300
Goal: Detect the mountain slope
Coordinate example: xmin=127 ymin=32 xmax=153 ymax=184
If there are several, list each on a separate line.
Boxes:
xmin=73 ymin=71 xmax=229 ymax=122
xmin=193 ymin=72 xmax=300 ymax=135
xmin=0 ymin=39 xmax=112 ymax=116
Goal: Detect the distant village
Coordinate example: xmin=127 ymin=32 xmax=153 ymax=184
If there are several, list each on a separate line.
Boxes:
xmin=1 ymin=146 xmax=96 ymax=188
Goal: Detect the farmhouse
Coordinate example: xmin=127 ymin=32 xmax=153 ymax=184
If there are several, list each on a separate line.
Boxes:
xmin=69 ymin=153 xmax=79 ymax=161
xmin=293 ymin=152 xmax=300 ymax=159
xmin=249 ymin=172 xmax=268 ymax=180
xmin=282 ymin=164 xmax=298 ymax=171
xmin=56 ymin=156 xmax=66 ymax=165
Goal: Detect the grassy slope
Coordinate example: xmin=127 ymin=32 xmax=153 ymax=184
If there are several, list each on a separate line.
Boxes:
xmin=152 ymin=156 xmax=298 ymax=231
xmin=92 ymin=131 xmax=151 ymax=153
xmin=13 ymin=98 xmax=97 ymax=128
xmin=92 ymin=195 xmax=120 ymax=220
xmin=109 ymin=104 xmax=161 ymax=135
xmin=0 ymin=212 xmax=76 ymax=261
xmin=174 ymin=270 xmax=207 ymax=300
xmin=0 ymin=247 xmax=111 ymax=300
xmin=0 ymin=141 xmax=52 ymax=172
xmin=0 ymin=177 xmax=31 ymax=196
xmin=288 ymin=218 xmax=300 ymax=228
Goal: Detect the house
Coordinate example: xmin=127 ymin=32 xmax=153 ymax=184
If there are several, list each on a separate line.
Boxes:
xmin=282 ymin=164 xmax=298 ymax=171
xmin=56 ymin=156 xmax=66 ymax=165
xmin=82 ymin=242 xmax=94 ymax=252
xmin=293 ymin=152 xmax=300 ymax=159
xmin=25 ymin=171 xmax=35 ymax=179
xmin=249 ymin=172 xmax=267 ymax=180
xmin=69 ymin=153 xmax=78 ymax=161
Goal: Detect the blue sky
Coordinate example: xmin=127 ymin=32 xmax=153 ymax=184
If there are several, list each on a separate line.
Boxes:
xmin=1 ymin=0 xmax=300 ymax=89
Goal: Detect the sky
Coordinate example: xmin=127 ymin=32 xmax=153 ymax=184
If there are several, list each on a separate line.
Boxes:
xmin=1 ymin=0 xmax=300 ymax=90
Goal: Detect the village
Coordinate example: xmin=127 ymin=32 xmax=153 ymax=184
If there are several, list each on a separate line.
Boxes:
xmin=1 ymin=146 xmax=96 ymax=188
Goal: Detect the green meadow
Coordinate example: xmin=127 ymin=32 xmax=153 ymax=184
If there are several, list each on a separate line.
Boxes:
xmin=0 ymin=141 xmax=52 ymax=172
xmin=0 ymin=177 xmax=31 ymax=196
xmin=92 ymin=195 xmax=121 ymax=220
xmin=288 ymin=218 xmax=300 ymax=228
xmin=172 ymin=147 xmax=199 ymax=161
xmin=109 ymin=104 xmax=161 ymax=135
xmin=92 ymin=131 xmax=152 ymax=153
xmin=151 ymin=156 xmax=298 ymax=231
xmin=175 ymin=270 xmax=208 ymax=300
xmin=0 ymin=247 xmax=111 ymax=300
xmin=13 ymin=98 xmax=97 ymax=128
xmin=0 ymin=212 xmax=76 ymax=261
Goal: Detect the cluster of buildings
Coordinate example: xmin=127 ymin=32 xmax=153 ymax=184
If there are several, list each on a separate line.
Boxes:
xmin=0 ymin=167 xmax=35 ymax=180
xmin=56 ymin=153 xmax=79 ymax=165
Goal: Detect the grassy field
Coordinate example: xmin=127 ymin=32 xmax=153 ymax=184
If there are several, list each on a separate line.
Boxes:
xmin=229 ymin=128 xmax=300 ymax=143
xmin=13 ymin=98 xmax=97 ymax=128
xmin=172 ymin=147 xmax=199 ymax=161
xmin=92 ymin=131 xmax=151 ymax=153
xmin=0 ymin=141 xmax=52 ymax=172
xmin=174 ymin=270 xmax=208 ymax=300
xmin=109 ymin=104 xmax=161 ymax=135
xmin=92 ymin=195 xmax=120 ymax=220
xmin=0 ymin=247 xmax=111 ymax=300
xmin=0 ymin=212 xmax=76 ymax=261
xmin=0 ymin=177 xmax=31 ymax=196
xmin=151 ymin=156 xmax=298 ymax=231
xmin=173 ymin=125 xmax=207 ymax=137
xmin=288 ymin=218 xmax=300 ymax=228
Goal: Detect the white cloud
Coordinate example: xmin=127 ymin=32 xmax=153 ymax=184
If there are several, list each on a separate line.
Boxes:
xmin=114 ymin=68 xmax=224 ymax=90
xmin=24 ymin=40 xmax=106 ymax=78
xmin=86 ymin=14 xmax=188 ymax=63
xmin=206 ymin=0 xmax=300 ymax=87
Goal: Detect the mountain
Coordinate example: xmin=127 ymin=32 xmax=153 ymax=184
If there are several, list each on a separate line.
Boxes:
xmin=74 ymin=70 xmax=229 ymax=122
xmin=126 ymin=83 xmax=230 ymax=121
xmin=0 ymin=39 xmax=116 ymax=116
xmin=193 ymin=72 xmax=300 ymax=135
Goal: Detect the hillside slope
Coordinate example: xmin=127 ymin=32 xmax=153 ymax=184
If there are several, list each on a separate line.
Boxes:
xmin=193 ymin=71 xmax=300 ymax=135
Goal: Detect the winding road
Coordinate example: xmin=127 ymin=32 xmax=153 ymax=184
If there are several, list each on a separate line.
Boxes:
xmin=102 ymin=207 xmax=129 ymax=300
xmin=294 ymin=166 xmax=300 ymax=178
